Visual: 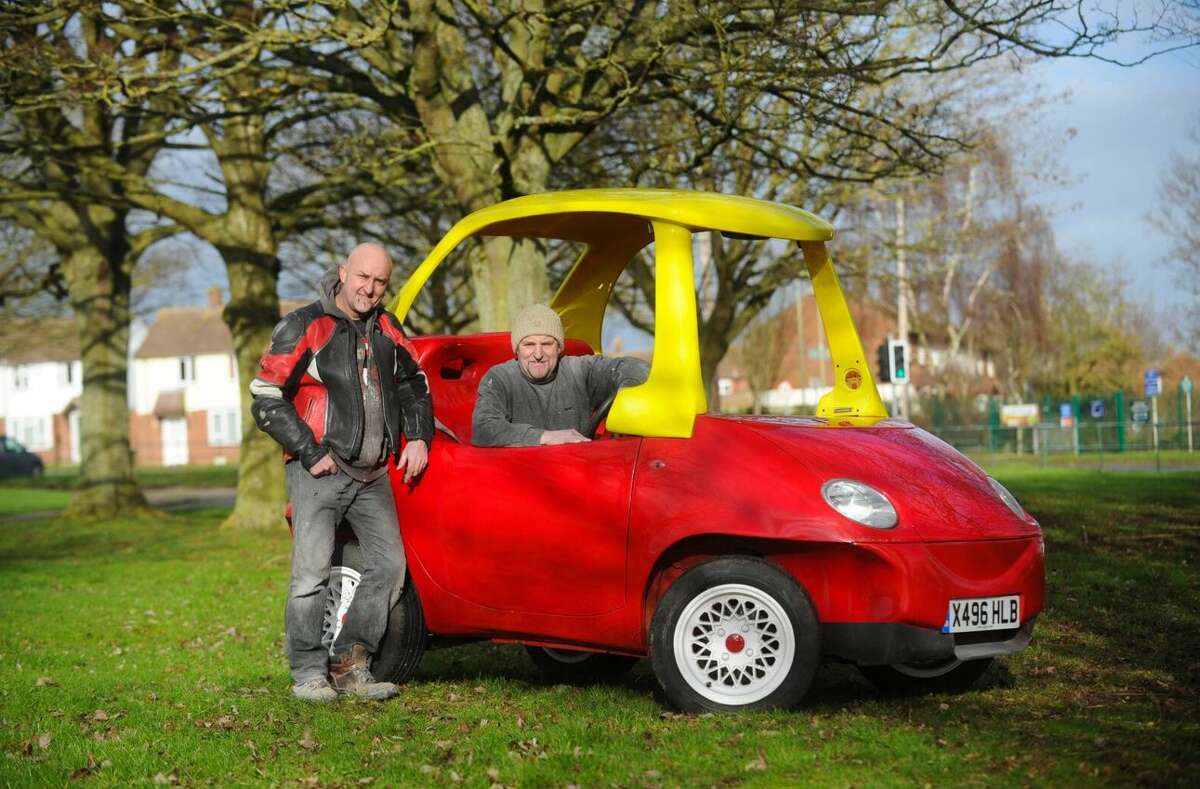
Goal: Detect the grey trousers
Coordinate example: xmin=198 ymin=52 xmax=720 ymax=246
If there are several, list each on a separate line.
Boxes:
xmin=284 ymin=461 xmax=406 ymax=684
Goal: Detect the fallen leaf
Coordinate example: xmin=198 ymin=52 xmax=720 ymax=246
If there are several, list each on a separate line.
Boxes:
xmin=644 ymin=769 xmax=662 ymax=779
xmin=299 ymin=728 xmax=318 ymax=751
xmin=745 ymin=751 xmax=768 ymax=772
xmin=37 ymin=733 xmax=51 ymax=750
xmin=69 ymin=752 xmax=98 ymax=780
xmin=91 ymin=710 xmax=110 ymax=722
xmin=152 ymin=772 xmax=178 ymax=785
xmin=358 ymin=779 xmax=374 ymax=785
xmin=35 ymin=676 xmax=55 ymax=687
xmin=487 ymin=768 xmax=501 ymax=781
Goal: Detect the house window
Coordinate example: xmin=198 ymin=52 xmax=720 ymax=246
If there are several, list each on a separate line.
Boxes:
xmin=179 ymin=356 xmax=195 ymax=383
xmin=717 ymin=378 xmax=733 ymax=396
xmin=13 ymin=366 xmax=29 ymax=391
xmin=10 ymin=415 xmax=50 ymax=451
xmin=207 ymin=409 xmax=241 ymax=447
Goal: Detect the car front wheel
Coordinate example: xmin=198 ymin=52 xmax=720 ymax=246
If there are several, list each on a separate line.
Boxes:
xmin=858 ymin=657 xmax=992 ymax=694
xmin=649 ymin=557 xmax=819 ymax=712
xmin=321 ymin=542 xmax=427 ymax=684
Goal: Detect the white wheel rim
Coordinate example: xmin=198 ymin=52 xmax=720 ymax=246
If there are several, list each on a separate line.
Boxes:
xmin=321 ymin=566 xmax=361 ymax=655
xmin=672 ymin=583 xmax=796 ymax=705
xmin=894 ymin=659 xmax=961 ymax=678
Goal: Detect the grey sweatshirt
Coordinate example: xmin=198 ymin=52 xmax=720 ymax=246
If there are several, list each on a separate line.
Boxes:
xmin=471 ymin=355 xmax=650 ymax=447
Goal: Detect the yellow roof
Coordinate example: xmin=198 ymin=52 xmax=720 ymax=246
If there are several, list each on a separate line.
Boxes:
xmin=460 ymin=188 xmax=834 ymax=242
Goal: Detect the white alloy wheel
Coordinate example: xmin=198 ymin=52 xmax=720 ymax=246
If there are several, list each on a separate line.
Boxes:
xmin=321 ymin=565 xmax=361 ymax=655
xmin=672 ymin=582 xmax=796 ymax=706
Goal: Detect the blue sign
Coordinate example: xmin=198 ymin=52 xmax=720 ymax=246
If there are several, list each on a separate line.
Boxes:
xmin=1059 ymin=402 xmax=1074 ymax=428
xmin=1090 ymin=400 xmax=1105 ymax=419
xmin=1144 ymin=368 xmax=1162 ymax=398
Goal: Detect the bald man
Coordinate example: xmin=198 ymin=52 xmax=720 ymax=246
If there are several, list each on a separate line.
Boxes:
xmin=251 ymin=243 xmax=433 ymax=702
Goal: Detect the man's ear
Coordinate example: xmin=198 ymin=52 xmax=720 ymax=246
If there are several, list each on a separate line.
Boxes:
xmin=337 ymin=264 xmax=348 ymax=285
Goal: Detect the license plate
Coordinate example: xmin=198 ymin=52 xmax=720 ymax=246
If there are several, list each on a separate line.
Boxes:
xmin=942 ymin=595 xmax=1020 ymax=633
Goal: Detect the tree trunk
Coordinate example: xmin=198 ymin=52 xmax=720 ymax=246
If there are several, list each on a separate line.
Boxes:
xmin=213 ymin=95 xmax=286 ymax=531
xmin=60 ymin=241 xmax=151 ymax=519
xmin=218 ymin=223 xmax=285 ymax=531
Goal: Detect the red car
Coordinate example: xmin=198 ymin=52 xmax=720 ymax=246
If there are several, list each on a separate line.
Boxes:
xmin=315 ymin=190 xmax=1044 ymax=712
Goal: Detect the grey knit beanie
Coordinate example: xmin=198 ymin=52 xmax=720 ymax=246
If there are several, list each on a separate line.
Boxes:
xmin=511 ymin=304 xmax=564 ymax=352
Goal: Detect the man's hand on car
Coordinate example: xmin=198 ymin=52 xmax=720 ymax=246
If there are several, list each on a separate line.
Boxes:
xmin=397 ymin=439 xmax=429 ymax=483
xmin=309 ymin=453 xmax=338 ymax=478
xmin=540 ymin=429 xmax=590 ymax=445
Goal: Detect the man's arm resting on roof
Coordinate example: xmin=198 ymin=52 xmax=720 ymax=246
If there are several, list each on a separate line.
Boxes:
xmin=585 ymin=356 xmax=651 ymax=406
xmin=249 ymin=313 xmax=326 ymax=470
xmin=471 ymin=371 xmax=543 ymax=447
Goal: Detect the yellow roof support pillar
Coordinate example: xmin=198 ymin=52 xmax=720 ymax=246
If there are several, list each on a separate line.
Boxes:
xmin=607 ymin=222 xmax=708 ymax=438
xmin=800 ymin=241 xmax=889 ymax=420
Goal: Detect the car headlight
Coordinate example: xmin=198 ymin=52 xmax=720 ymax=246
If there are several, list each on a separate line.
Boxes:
xmin=987 ymin=477 xmax=1025 ymax=519
xmin=821 ymin=479 xmax=897 ymax=529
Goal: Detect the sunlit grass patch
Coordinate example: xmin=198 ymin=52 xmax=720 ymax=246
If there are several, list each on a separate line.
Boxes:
xmin=1 ymin=469 xmax=1197 ymax=785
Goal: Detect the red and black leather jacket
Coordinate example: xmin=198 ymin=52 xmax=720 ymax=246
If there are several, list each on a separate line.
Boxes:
xmin=250 ymin=299 xmax=433 ymax=471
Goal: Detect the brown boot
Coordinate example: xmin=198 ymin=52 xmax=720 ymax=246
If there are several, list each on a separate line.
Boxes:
xmin=330 ymin=644 xmax=399 ymax=700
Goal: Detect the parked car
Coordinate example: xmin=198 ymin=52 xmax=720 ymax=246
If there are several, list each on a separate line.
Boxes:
xmin=312 ymin=189 xmax=1044 ymax=712
xmin=0 ymin=435 xmax=44 ymax=480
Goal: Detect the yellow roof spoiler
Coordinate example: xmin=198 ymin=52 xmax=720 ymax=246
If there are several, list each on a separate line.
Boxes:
xmin=388 ymin=188 xmax=886 ymax=437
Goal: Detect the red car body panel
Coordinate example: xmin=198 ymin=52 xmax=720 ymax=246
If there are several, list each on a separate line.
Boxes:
xmin=384 ymin=335 xmax=1045 ymax=660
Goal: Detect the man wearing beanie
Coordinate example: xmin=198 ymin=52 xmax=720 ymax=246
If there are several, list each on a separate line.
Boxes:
xmin=471 ymin=304 xmax=649 ymax=447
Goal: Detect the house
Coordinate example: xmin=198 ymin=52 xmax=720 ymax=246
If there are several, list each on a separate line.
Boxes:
xmin=0 ymin=316 xmax=146 ymax=465
xmin=129 ymin=289 xmax=305 ymax=466
xmin=717 ymin=292 xmax=998 ymax=414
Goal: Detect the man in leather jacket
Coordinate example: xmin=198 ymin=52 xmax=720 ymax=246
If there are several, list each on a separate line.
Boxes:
xmin=251 ymin=242 xmax=433 ymax=702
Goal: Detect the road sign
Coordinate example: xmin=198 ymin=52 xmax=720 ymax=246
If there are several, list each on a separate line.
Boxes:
xmin=1090 ymin=399 xmax=1105 ymax=419
xmin=1001 ymin=404 xmax=1038 ymax=427
xmin=1183 ymin=375 xmax=1193 ymax=395
xmin=1144 ymin=368 xmax=1162 ymax=398
xmin=1131 ymin=400 xmax=1150 ymax=423
xmin=1059 ymin=402 xmax=1074 ymax=428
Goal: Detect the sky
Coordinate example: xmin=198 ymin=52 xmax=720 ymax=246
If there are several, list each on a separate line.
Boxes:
xmin=1028 ymin=38 xmax=1199 ymax=325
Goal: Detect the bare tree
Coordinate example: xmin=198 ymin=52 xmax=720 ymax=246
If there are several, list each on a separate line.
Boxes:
xmin=1149 ymin=113 xmax=1200 ymax=349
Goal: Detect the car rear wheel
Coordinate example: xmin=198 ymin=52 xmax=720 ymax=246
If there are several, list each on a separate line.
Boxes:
xmin=525 ymin=646 xmax=638 ymax=683
xmin=322 ymin=541 xmax=427 ymax=684
xmin=649 ymin=557 xmax=819 ymax=712
xmin=858 ymin=657 xmax=992 ymax=694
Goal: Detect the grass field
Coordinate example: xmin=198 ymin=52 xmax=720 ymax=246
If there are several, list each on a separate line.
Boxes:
xmin=0 ymin=464 xmax=238 ymax=492
xmin=1 ymin=469 xmax=1197 ymax=786
xmin=0 ymin=488 xmax=73 ymax=516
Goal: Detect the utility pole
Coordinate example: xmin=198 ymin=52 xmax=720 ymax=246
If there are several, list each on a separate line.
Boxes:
xmin=895 ymin=195 xmax=911 ymax=420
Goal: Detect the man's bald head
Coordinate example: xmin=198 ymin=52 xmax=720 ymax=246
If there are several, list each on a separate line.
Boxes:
xmin=337 ymin=242 xmax=394 ymax=320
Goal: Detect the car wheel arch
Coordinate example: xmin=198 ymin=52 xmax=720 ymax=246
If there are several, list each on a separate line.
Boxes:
xmin=640 ymin=535 xmax=808 ymax=645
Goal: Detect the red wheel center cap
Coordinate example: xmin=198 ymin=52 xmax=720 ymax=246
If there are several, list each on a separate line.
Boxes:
xmin=725 ymin=634 xmax=745 ymax=653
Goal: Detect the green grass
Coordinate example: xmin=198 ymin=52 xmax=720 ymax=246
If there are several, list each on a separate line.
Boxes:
xmin=0 ymin=488 xmax=73 ymax=516
xmin=0 ymin=464 xmax=238 ymax=491
xmin=1 ymin=470 xmax=1197 ymax=785
xmin=973 ymin=449 xmax=1200 ymax=471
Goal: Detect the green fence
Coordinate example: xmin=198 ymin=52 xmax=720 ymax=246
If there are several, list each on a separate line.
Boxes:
xmin=924 ymin=385 xmax=1198 ymax=467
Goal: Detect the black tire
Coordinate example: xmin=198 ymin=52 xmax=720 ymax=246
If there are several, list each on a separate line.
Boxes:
xmin=858 ymin=657 xmax=992 ymax=695
xmin=323 ymin=541 xmax=427 ymax=685
xmin=649 ymin=556 xmax=819 ymax=713
xmin=525 ymin=646 xmax=638 ymax=684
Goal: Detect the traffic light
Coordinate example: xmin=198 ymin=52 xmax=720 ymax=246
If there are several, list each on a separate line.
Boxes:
xmin=877 ymin=342 xmax=891 ymax=383
xmin=888 ymin=338 xmax=909 ymax=383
